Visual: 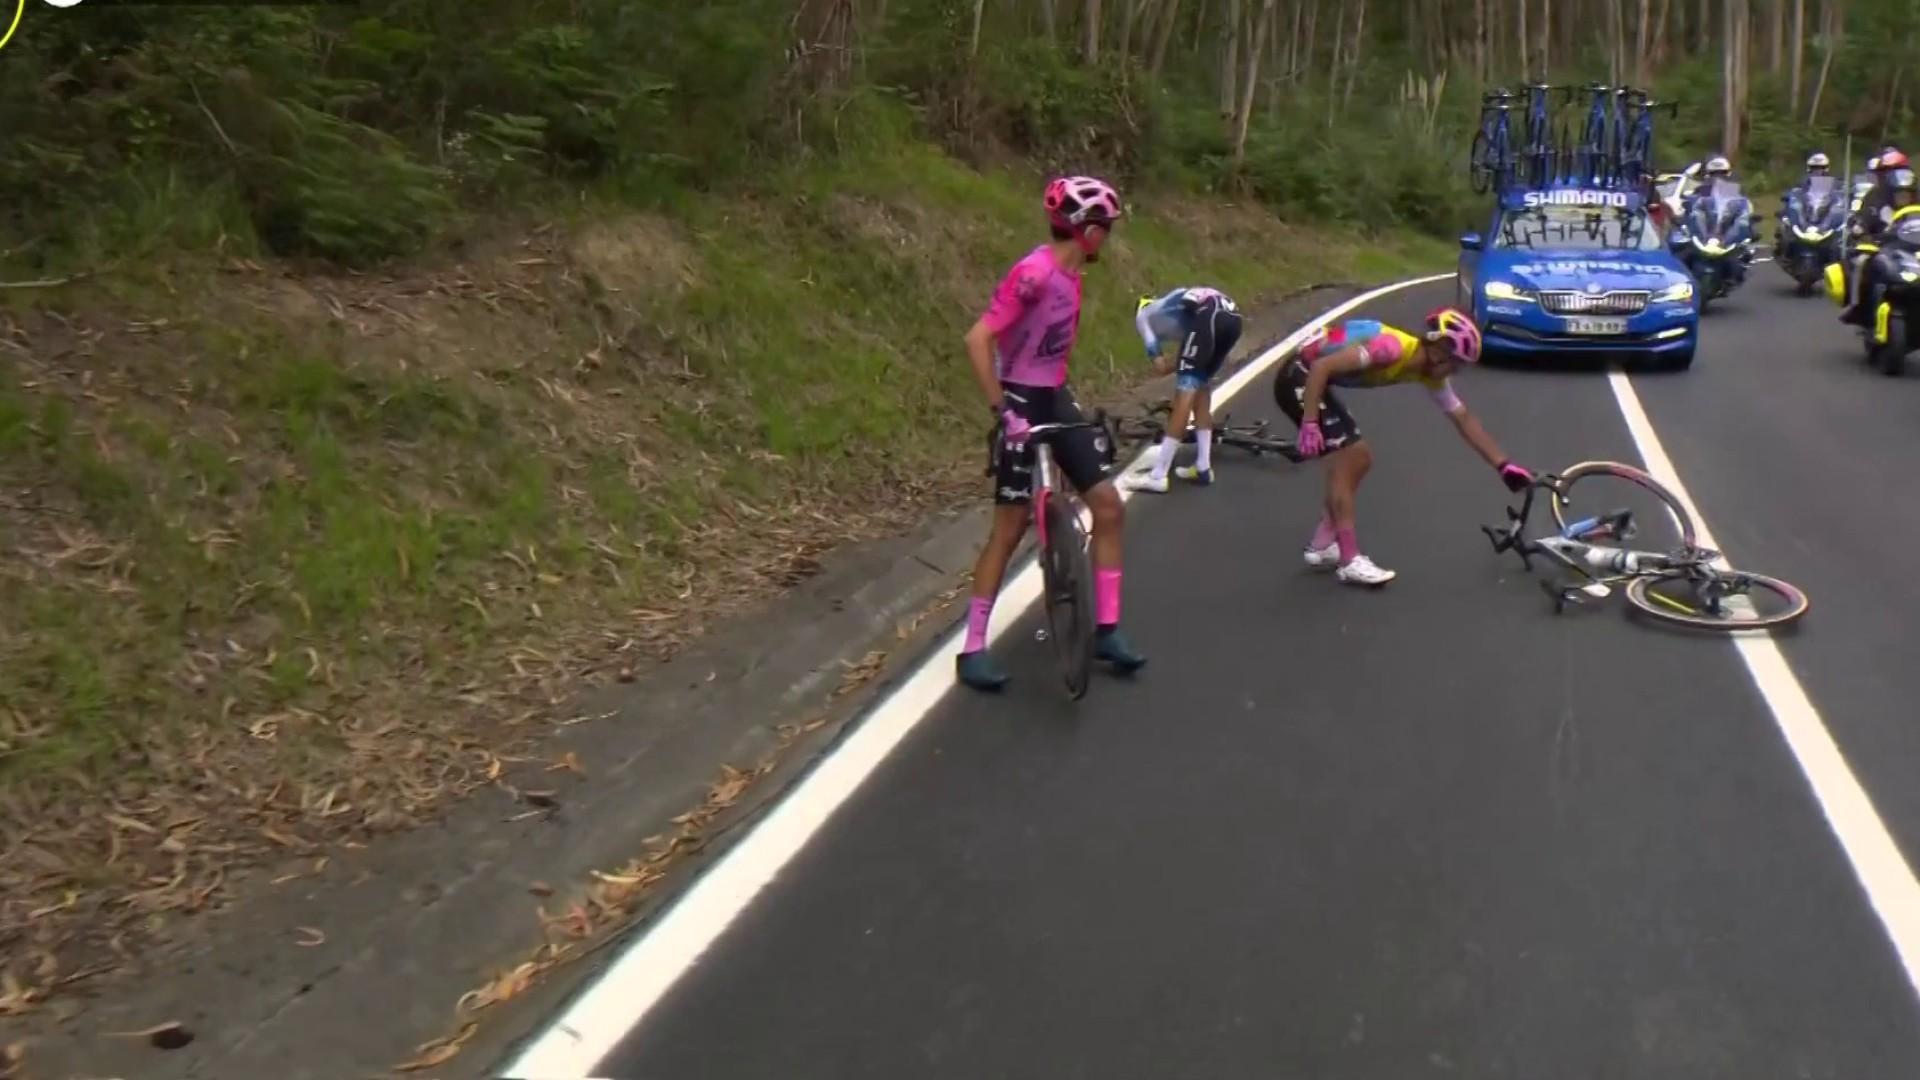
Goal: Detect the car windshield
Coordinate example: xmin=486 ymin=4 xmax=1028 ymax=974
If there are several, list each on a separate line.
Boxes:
xmin=1494 ymin=205 xmax=1663 ymax=251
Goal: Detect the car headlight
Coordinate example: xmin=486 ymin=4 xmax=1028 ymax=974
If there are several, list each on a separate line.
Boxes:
xmin=1483 ymin=280 xmax=1536 ymax=302
xmin=1652 ymin=281 xmax=1694 ymax=303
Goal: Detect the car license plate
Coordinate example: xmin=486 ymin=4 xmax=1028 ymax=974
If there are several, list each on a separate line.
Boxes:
xmin=1565 ymin=316 xmax=1627 ymax=335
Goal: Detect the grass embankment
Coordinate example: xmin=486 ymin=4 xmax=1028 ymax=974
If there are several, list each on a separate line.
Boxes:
xmin=0 ymin=140 xmax=1447 ymax=989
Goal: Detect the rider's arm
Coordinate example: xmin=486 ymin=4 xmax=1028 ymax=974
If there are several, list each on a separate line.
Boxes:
xmin=964 ymin=318 xmax=1005 ymax=410
xmin=1436 ymin=386 xmax=1512 ymax=468
xmin=967 ymin=263 xmax=1043 ymax=411
xmin=1297 ymin=344 xmax=1368 ymax=419
xmin=1136 ymin=292 xmax=1178 ymax=375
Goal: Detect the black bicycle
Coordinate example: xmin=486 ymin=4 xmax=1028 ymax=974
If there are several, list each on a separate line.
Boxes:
xmin=1481 ymin=460 xmax=1809 ymax=631
xmin=1111 ymin=400 xmax=1303 ymax=461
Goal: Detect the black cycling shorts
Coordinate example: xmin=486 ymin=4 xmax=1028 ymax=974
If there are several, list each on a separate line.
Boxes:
xmin=987 ymin=382 xmax=1115 ymax=505
xmin=1174 ymin=298 xmax=1244 ymax=391
xmin=1272 ymin=356 xmax=1363 ymax=450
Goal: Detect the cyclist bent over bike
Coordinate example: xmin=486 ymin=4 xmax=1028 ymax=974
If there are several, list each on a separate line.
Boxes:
xmin=1124 ymin=286 xmax=1244 ymax=492
xmin=1275 ymin=307 xmax=1534 ymax=586
xmin=956 ymin=175 xmax=1148 ymax=692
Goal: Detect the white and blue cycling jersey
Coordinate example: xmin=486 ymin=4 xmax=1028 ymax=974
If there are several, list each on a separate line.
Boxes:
xmin=1134 ymin=286 xmax=1238 ymax=359
xmin=1134 ymin=286 xmax=1243 ymax=392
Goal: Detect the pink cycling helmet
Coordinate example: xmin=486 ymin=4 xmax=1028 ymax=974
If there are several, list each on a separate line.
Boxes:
xmin=1425 ymin=306 xmax=1483 ymax=364
xmin=1044 ymin=175 xmax=1123 ymax=232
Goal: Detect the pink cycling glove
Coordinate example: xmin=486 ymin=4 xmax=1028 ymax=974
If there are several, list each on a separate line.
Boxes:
xmin=1296 ymin=420 xmax=1324 ymax=458
xmin=1001 ymin=408 xmax=1032 ymax=447
xmin=1498 ymin=460 xmax=1534 ymax=492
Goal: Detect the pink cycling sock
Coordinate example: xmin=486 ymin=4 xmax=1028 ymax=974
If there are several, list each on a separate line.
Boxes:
xmin=1335 ymin=526 xmax=1359 ymax=564
xmin=963 ymin=596 xmax=994 ymax=653
xmin=1095 ymin=568 xmax=1122 ymax=627
xmin=1310 ymin=515 xmax=1337 ymax=550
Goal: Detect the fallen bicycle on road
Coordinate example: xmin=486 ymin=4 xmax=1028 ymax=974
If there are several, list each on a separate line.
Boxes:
xmin=1107 ymin=400 xmax=1304 ymax=462
xmin=1481 ymin=460 xmax=1809 ymax=631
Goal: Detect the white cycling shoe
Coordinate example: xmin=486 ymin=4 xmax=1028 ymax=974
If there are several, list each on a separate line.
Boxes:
xmin=1302 ymin=542 xmax=1340 ymax=569
xmin=1121 ymin=471 xmax=1170 ymax=493
xmin=1335 ymin=554 xmax=1396 ymax=586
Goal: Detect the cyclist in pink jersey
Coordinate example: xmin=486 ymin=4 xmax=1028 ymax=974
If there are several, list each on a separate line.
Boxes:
xmin=1274 ymin=307 xmax=1535 ymax=586
xmin=956 ymin=175 xmax=1146 ymax=692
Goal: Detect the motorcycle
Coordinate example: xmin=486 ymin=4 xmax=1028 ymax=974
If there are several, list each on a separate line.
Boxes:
xmin=1776 ymin=176 xmax=1847 ymax=295
xmin=1669 ymin=181 xmax=1758 ymax=312
xmin=1826 ymin=204 xmax=1920 ymax=375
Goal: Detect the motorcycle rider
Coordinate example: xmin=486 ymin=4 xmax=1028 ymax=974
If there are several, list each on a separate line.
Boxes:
xmin=1777 ymin=152 xmax=1834 ymax=258
xmin=1846 ymin=167 xmax=1920 ymax=330
xmin=1842 ymin=149 xmax=1914 ymax=324
xmin=1676 ymin=155 xmax=1756 ymax=281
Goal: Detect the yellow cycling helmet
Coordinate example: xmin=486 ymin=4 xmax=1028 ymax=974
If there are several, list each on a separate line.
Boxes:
xmin=1136 ymin=293 xmax=1155 ymax=312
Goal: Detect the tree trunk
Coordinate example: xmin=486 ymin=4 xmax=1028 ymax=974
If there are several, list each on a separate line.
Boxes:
xmin=1473 ymin=0 xmax=1486 ymax=85
xmin=1540 ymin=0 xmax=1551 ymax=75
xmin=1149 ymin=0 xmax=1184 ymax=72
xmin=1286 ymin=0 xmax=1304 ymax=80
xmin=1220 ymin=0 xmax=1243 ymax=115
xmin=1518 ymin=0 xmax=1529 ymax=78
xmin=1789 ymin=0 xmax=1804 ymax=110
xmin=1653 ymin=0 xmax=1674 ymax=66
xmin=1617 ymin=0 xmax=1628 ymax=86
xmin=969 ymin=0 xmax=986 ymax=56
xmin=1770 ymin=0 xmax=1784 ymax=72
xmin=1343 ymin=0 xmax=1365 ymax=109
xmin=1698 ymin=0 xmax=1711 ymax=53
xmin=1636 ymin=0 xmax=1652 ymax=82
xmin=1724 ymin=0 xmax=1739 ymax=153
xmin=1808 ymin=0 xmax=1836 ymax=124
xmin=1084 ymin=0 xmax=1102 ymax=62
xmin=1233 ymin=0 xmax=1278 ymax=166
xmin=1041 ymin=0 xmax=1057 ymax=40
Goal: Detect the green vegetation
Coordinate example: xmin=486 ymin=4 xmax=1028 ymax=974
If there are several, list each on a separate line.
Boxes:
xmin=14 ymin=0 xmax=1913 ymax=983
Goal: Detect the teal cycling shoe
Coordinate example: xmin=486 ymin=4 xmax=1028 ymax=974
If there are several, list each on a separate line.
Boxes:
xmin=1094 ymin=628 xmax=1147 ymax=674
xmin=956 ymin=649 xmax=1010 ymax=692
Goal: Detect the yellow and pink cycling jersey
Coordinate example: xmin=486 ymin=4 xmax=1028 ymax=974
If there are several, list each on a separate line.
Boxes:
xmin=1295 ymin=318 xmax=1463 ymax=412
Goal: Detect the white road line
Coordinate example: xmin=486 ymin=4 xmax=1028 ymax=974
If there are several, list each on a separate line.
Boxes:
xmin=1607 ymin=369 xmax=1920 ymax=1006
xmin=499 ymin=273 xmax=1455 ymax=1078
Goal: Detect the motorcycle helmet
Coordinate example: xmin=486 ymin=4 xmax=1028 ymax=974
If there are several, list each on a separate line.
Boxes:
xmin=1880 ymin=149 xmax=1911 ymax=172
xmin=1705 ymin=155 xmax=1733 ymax=177
xmin=1890 ymin=168 xmax=1918 ymax=209
xmin=1807 ymin=152 xmax=1832 ymax=175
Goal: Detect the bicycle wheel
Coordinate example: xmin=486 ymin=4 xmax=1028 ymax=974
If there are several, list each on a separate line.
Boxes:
xmin=1625 ymin=569 xmax=1810 ymax=631
xmin=1548 ymin=460 xmax=1699 ymax=552
xmin=1039 ymin=495 xmax=1094 ymax=699
xmin=1469 ymin=130 xmax=1492 ymax=194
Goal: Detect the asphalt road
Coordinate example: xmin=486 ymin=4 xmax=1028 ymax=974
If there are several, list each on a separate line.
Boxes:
xmin=524 ymin=275 xmax=1920 ymax=1078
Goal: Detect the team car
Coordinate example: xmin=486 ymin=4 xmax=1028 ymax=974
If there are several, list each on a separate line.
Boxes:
xmin=1456 ymin=184 xmax=1701 ymax=370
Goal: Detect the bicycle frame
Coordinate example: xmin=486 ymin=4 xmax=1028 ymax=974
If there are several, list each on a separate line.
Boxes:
xmin=1482 ymin=474 xmax=1719 ymax=601
xmin=1023 ymin=420 xmax=1104 ymax=554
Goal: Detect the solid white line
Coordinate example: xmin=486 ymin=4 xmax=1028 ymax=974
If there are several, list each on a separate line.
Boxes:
xmin=1606 ymin=370 xmax=1920 ymax=1007
xmin=499 ymin=273 xmax=1455 ymax=1078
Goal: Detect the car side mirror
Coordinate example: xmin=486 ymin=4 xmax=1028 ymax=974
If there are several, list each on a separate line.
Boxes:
xmin=1460 ymin=232 xmax=1484 ymax=251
